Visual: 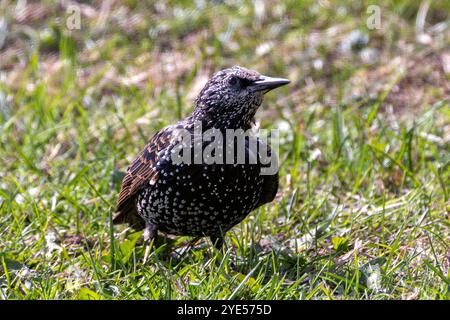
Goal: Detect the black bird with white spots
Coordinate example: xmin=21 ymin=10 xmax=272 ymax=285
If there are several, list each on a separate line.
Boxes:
xmin=114 ymin=66 xmax=290 ymax=249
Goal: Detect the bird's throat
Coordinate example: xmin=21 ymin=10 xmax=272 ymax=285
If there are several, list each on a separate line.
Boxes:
xmin=191 ymin=103 xmax=258 ymax=131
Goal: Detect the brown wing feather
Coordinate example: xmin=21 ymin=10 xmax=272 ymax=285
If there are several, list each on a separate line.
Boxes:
xmin=113 ymin=127 xmax=174 ymax=227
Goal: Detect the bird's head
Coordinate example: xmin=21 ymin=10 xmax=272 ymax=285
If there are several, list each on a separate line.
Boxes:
xmin=192 ymin=66 xmax=290 ymax=128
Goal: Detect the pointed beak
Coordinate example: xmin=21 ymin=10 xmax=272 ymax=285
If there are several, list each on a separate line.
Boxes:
xmin=250 ymin=75 xmax=290 ymax=93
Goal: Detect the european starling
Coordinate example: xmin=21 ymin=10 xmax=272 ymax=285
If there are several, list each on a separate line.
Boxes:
xmin=114 ymin=66 xmax=289 ymax=249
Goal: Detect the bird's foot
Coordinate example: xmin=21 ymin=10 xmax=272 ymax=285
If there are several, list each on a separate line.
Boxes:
xmin=142 ymin=223 xmax=157 ymax=263
xmin=170 ymin=237 xmax=203 ymax=259
xmin=210 ymin=235 xmax=225 ymax=251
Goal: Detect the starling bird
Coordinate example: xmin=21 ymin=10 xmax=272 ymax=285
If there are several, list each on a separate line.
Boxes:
xmin=114 ymin=66 xmax=289 ymax=249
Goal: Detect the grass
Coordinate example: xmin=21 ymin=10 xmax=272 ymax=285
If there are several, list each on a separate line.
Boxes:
xmin=0 ymin=0 xmax=449 ymax=299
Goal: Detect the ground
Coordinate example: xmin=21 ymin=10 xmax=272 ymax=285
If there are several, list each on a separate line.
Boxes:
xmin=0 ymin=0 xmax=449 ymax=299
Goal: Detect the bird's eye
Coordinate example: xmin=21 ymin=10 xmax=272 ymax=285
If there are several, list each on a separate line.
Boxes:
xmin=228 ymin=76 xmax=239 ymax=86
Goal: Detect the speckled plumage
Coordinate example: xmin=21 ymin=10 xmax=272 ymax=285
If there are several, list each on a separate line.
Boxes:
xmin=114 ymin=66 xmax=289 ymax=248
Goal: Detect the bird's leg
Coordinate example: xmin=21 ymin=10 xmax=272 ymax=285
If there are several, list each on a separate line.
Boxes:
xmin=210 ymin=235 xmax=224 ymax=251
xmin=143 ymin=222 xmax=157 ymax=263
xmin=210 ymin=234 xmax=230 ymax=271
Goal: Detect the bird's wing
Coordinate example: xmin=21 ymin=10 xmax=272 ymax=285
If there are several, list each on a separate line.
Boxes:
xmin=113 ymin=126 xmax=175 ymax=226
xmin=255 ymin=138 xmax=279 ymax=207
xmin=258 ymin=171 xmax=279 ymax=207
